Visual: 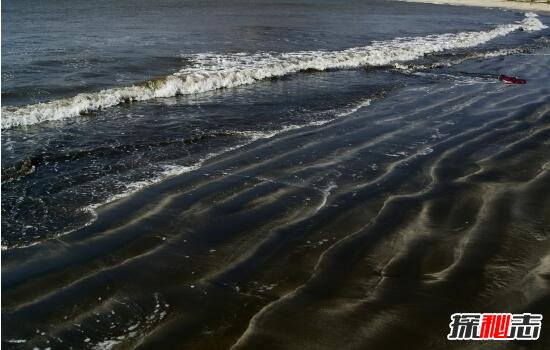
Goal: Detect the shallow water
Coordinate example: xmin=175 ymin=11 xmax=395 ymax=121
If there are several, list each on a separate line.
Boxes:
xmin=2 ymin=1 xmax=550 ymax=349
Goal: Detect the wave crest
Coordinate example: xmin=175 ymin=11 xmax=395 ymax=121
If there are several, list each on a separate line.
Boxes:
xmin=1 ymin=13 xmax=546 ymax=130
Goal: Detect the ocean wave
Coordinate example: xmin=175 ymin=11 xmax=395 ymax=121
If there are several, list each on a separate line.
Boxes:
xmin=1 ymin=13 xmax=546 ymax=130
xmin=391 ymin=46 xmax=535 ymax=72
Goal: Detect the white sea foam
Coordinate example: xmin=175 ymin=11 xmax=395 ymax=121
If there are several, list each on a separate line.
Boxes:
xmin=2 ymin=97 xmax=371 ymax=251
xmin=337 ymin=100 xmax=371 ymax=117
xmin=84 ymin=118 xmax=347 ymax=212
xmin=391 ymin=47 xmax=536 ymax=72
xmin=92 ymin=293 xmax=169 ymax=350
xmin=1 ymin=13 xmax=545 ymax=130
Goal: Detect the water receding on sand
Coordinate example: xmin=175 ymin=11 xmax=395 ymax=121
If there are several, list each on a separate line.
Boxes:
xmin=2 ymin=1 xmax=550 ymax=348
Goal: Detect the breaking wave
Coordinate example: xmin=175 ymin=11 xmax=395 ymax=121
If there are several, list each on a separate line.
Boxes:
xmin=1 ymin=13 xmax=546 ymax=130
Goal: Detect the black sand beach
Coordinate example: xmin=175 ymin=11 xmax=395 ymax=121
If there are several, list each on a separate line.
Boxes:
xmin=2 ymin=1 xmax=550 ymax=349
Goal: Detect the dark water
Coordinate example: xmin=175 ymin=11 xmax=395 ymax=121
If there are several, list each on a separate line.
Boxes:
xmin=2 ymin=0 xmax=502 ymax=108
xmin=2 ymin=0 xmax=550 ymax=349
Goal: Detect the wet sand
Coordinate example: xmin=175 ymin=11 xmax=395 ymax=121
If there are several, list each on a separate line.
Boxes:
xmin=2 ymin=47 xmax=550 ymax=349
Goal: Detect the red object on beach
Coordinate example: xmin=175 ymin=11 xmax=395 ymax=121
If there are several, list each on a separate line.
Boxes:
xmin=498 ymin=74 xmax=526 ymax=84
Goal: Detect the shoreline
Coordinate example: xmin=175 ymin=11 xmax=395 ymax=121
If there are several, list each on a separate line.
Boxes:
xmin=399 ymin=0 xmax=550 ymax=15
xmin=4 ymin=47 xmax=549 ymax=348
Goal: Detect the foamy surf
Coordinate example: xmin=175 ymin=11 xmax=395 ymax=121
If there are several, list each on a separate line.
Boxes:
xmin=1 ymin=13 xmax=546 ymax=130
xmin=1 ymin=98 xmax=371 ymax=251
xmin=391 ymin=47 xmax=535 ymax=72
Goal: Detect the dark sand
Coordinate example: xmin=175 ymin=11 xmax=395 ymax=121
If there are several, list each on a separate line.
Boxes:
xmin=2 ymin=48 xmax=550 ymax=349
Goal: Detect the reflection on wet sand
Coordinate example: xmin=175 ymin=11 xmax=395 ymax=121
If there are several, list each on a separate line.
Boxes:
xmin=2 ymin=49 xmax=550 ymax=349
